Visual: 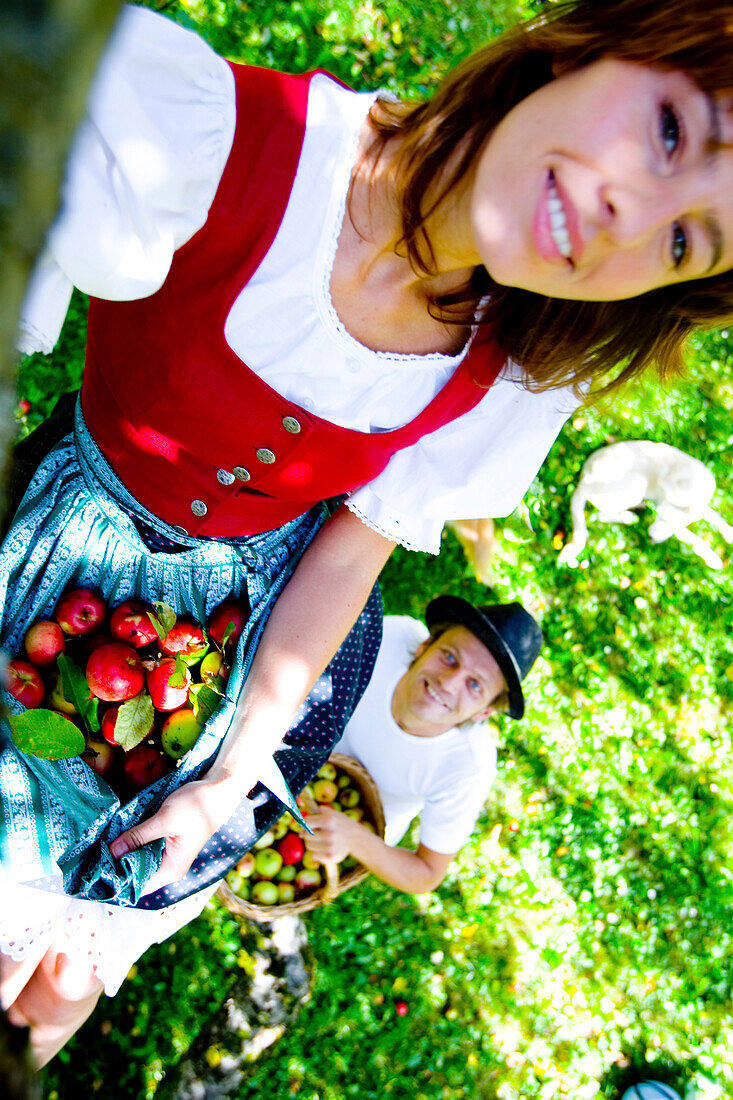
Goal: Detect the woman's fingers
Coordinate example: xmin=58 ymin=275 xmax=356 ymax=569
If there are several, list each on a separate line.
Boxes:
xmin=109 ymin=817 xmax=164 ymax=859
xmin=108 ymin=777 xmax=244 ymax=891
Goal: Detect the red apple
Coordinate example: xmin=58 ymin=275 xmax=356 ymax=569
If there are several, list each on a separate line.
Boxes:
xmin=110 ymin=600 xmax=159 ymax=648
xmin=207 ymin=601 xmax=248 ymax=648
xmin=4 ymin=660 xmax=45 ymax=708
xmin=86 ymin=643 xmax=144 ymax=702
xmin=101 ymin=704 xmax=154 ymax=747
xmin=161 ymin=620 xmax=205 ymax=657
xmin=277 ymin=833 xmax=305 ymax=866
xmin=122 ymin=743 xmax=171 ymax=790
xmin=395 ymin=999 xmax=409 ymax=1017
xmin=146 ymin=659 xmax=191 ymax=712
xmin=81 ymin=737 xmax=116 ymax=778
xmin=24 ymin=621 xmax=65 ymax=667
xmin=294 ymin=868 xmax=322 ymax=892
xmin=55 ymin=588 xmax=106 ymax=636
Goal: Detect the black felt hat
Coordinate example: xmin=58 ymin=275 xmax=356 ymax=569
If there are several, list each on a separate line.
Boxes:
xmin=425 ymin=595 xmax=543 ymax=719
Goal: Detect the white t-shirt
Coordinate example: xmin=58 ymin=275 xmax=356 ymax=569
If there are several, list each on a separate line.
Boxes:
xmin=334 ymin=617 xmax=497 ymax=853
xmin=18 ymin=5 xmax=578 ymax=554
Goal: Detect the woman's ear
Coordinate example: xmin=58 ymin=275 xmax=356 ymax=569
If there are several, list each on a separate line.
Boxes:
xmin=551 ymin=54 xmax=571 ymax=79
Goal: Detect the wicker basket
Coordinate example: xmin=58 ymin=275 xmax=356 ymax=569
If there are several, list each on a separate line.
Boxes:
xmin=217 ymin=753 xmax=385 ymax=922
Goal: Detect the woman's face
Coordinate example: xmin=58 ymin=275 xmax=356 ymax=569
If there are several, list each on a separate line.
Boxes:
xmin=469 ymin=58 xmax=733 ymax=301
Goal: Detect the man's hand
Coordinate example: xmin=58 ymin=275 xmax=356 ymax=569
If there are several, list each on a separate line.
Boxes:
xmin=303 ymin=805 xmax=455 ymax=894
xmin=303 ymin=806 xmax=358 ymax=865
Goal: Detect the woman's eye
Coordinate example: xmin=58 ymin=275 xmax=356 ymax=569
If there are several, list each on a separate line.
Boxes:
xmin=671 ymin=221 xmax=688 ymax=268
xmin=468 ymin=679 xmax=480 ymax=694
xmin=660 ymin=103 xmax=680 ymax=157
xmin=442 ymin=650 xmax=457 ymax=666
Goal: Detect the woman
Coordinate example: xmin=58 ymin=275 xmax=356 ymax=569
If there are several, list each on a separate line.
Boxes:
xmin=2 ymin=0 xmax=732 ymax=1065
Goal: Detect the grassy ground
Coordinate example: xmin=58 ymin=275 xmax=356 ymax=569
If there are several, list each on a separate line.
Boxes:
xmin=13 ymin=1 xmax=733 ymax=1097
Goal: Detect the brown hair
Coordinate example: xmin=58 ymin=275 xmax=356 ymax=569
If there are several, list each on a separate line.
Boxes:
xmin=368 ymin=0 xmax=733 ymax=396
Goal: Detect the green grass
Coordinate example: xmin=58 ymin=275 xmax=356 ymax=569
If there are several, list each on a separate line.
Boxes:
xmin=15 ymin=1 xmax=733 ymax=1098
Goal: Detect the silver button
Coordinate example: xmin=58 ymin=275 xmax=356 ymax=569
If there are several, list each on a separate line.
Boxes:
xmin=233 ymin=466 xmax=251 ymax=482
xmin=216 ymin=468 xmax=235 ymax=486
xmin=256 ymin=447 xmax=276 ymax=464
xmin=190 ymin=499 xmax=208 ymax=517
xmin=282 ymin=416 xmax=301 ymax=434
xmin=172 ymin=524 xmax=189 ymax=537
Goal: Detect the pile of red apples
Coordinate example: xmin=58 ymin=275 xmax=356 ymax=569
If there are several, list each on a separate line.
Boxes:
xmin=225 ymin=759 xmax=375 ymax=907
xmin=4 ymin=586 xmax=247 ymax=797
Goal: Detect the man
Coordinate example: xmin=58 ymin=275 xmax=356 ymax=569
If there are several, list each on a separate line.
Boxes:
xmin=304 ymin=594 xmax=542 ymax=893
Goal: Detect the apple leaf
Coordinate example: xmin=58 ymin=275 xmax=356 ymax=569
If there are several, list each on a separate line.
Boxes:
xmin=114 ymin=691 xmax=156 ymax=752
xmin=155 ymin=601 xmax=177 ymax=632
xmin=147 ymin=601 xmax=177 ymax=643
xmin=189 ymin=682 xmax=223 ymax=725
xmin=220 ymin=622 xmax=236 ymax=650
xmin=57 ymin=653 xmax=99 ymax=733
xmin=167 ymin=654 xmax=189 ymax=689
xmin=8 ymin=709 xmax=85 ymax=759
xmin=147 ymin=613 xmax=167 ymax=643
xmin=172 ymin=645 xmax=209 ymax=670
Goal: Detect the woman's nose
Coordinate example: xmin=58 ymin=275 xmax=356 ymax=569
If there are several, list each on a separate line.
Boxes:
xmin=600 ymin=176 xmax=687 ymax=247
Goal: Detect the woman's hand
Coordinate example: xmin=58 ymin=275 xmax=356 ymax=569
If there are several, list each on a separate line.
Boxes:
xmin=109 ymin=775 xmax=243 ymax=896
xmin=109 ymin=508 xmax=395 ymax=895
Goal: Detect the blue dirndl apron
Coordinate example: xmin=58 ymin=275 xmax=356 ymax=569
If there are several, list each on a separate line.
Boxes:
xmin=0 ymin=399 xmax=382 ymax=908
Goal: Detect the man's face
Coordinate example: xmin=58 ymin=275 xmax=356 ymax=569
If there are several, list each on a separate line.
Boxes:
xmin=391 ymin=625 xmax=507 ymax=737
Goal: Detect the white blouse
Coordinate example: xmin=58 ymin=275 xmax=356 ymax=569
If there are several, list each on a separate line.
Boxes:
xmin=18 ymin=4 xmax=578 ymax=553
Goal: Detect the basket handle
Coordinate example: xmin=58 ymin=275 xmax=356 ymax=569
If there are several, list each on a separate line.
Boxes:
xmin=299 ymin=788 xmax=340 ymax=902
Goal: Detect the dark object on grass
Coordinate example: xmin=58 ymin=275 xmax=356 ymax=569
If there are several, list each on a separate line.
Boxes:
xmin=0 ymin=1010 xmax=41 ymax=1100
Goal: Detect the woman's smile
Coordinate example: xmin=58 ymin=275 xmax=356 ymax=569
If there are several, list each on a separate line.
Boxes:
xmin=466 ymin=58 xmax=733 ymax=301
xmin=533 ymin=170 xmax=582 ymax=266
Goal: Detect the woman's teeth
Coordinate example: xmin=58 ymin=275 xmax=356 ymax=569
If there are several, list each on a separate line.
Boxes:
xmin=548 ymin=177 xmax=572 ymax=260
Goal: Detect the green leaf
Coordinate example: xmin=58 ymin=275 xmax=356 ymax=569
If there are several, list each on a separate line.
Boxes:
xmin=8 ymin=710 xmax=85 ymax=759
xmin=146 ymin=611 xmax=167 ymax=643
xmin=167 ymin=654 xmax=189 ymax=689
xmin=173 ymin=645 xmax=209 ymax=669
xmin=153 ymin=601 xmax=177 ymax=633
xmin=147 ymin=601 xmax=178 ymax=643
xmin=189 ymin=682 xmax=223 ymax=725
xmin=114 ymin=692 xmax=156 ymax=752
xmin=57 ymin=653 xmax=99 ymax=732
xmin=220 ymin=622 xmax=236 ymax=650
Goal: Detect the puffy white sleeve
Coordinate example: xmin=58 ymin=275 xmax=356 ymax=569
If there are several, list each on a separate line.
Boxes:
xmin=345 ymin=362 xmax=579 ymax=553
xmin=16 ymin=4 xmax=236 ymax=356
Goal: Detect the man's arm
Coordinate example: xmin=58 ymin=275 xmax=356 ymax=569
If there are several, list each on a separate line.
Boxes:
xmin=304 ymin=806 xmax=454 ymax=893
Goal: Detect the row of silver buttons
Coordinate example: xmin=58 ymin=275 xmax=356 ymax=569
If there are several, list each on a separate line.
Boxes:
xmin=184 ymin=416 xmax=303 ymax=523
